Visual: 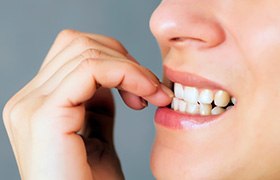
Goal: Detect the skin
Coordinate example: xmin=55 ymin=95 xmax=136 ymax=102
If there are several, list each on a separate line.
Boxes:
xmin=150 ymin=0 xmax=280 ymax=179
xmin=2 ymin=30 xmax=173 ymax=180
xmin=3 ymin=0 xmax=280 ymax=179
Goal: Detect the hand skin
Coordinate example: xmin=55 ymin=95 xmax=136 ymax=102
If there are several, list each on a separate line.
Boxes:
xmin=2 ymin=30 xmax=173 ymax=180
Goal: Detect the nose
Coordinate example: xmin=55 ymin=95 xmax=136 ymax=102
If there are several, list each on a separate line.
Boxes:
xmin=150 ymin=1 xmax=225 ymax=49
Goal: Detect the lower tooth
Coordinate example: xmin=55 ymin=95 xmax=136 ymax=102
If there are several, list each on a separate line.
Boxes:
xmin=226 ymin=106 xmax=233 ymax=110
xmin=200 ymin=104 xmax=212 ymax=116
xmin=211 ymin=107 xmax=226 ymax=115
xmin=172 ymin=98 xmax=180 ymax=111
xmin=186 ymin=103 xmax=199 ymax=114
xmin=179 ymin=100 xmax=187 ymax=113
xmin=172 ymin=98 xmax=230 ymax=116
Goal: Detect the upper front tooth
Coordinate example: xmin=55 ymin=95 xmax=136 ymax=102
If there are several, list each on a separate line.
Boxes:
xmin=183 ymin=86 xmax=199 ymax=103
xmin=214 ymin=90 xmax=230 ymax=107
xmin=174 ymin=83 xmax=184 ymax=99
xmin=199 ymin=89 xmax=214 ymax=104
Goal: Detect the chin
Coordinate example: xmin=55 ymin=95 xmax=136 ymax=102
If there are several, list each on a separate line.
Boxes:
xmin=150 ymin=125 xmax=240 ymax=180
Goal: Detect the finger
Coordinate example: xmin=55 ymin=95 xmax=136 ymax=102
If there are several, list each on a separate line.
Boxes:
xmin=19 ymin=31 xmax=138 ymax=108
xmin=46 ymin=58 xmax=159 ymax=105
xmin=117 ymin=52 xmax=151 ymax=110
xmin=38 ymin=49 xmax=161 ymax=97
xmin=42 ymin=30 xmax=129 ymax=70
xmin=40 ymin=36 xmax=128 ymax=74
xmin=36 ymin=49 xmax=114 ymax=94
xmin=119 ymin=90 xmax=148 ymax=110
xmin=39 ymin=58 xmax=160 ymax=133
xmin=0 ymin=48 xmax=101 ymax=123
xmin=143 ymin=83 xmax=174 ymax=107
xmin=44 ymin=58 xmax=171 ymax=115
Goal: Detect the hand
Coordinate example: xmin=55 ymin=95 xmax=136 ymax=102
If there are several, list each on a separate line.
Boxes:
xmin=2 ymin=30 xmax=173 ymax=180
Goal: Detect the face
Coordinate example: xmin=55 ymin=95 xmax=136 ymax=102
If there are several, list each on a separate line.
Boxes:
xmin=150 ymin=0 xmax=280 ymax=179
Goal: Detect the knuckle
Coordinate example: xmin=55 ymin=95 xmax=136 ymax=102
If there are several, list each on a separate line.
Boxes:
xmin=3 ymin=98 xmax=25 ymax=129
xmin=57 ymin=29 xmax=79 ymax=41
xmin=78 ymin=58 xmax=99 ymax=72
xmin=73 ymin=36 xmax=95 ymax=48
xmin=3 ymin=93 xmax=43 ymax=131
xmin=81 ymin=49 xmax=102 ymax=60
xmin=2 ymin=99 xmax=13 ymax=128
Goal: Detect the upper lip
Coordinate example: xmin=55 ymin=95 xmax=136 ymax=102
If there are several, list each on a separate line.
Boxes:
xmin=164 ymin=65 xmax=234 ymax=95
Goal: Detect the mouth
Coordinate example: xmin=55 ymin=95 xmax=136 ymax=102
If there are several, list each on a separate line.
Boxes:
xmin=155 ymin=66 xmax=237 ymax=129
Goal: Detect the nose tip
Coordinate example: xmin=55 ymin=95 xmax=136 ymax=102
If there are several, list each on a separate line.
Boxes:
xmin=150 ymin=2 xmax=226 ymax=49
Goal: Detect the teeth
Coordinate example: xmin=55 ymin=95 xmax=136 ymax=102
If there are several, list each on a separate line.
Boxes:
xmin=231 ymin=97 xmax=237 ymax=105
xmin=200 ymin=104 xmax=212 ymax=116
xmin=179 ymin=100 xmax=187 ymax=113
xmin=214 ymin=90 xmax=230 ymax=107
xmin=171 ymin=98 xmax=179 ymax=111
xmin=226 ymin=106 xmax=233 ymax=110
xmin=199 ymin=89 xmax=214 ymax=104
xmin=174 ymin=83 xmax=184 ymax=99
xmin=211 ymin=107 xmax=226 ymax=115
xmin=183 ymin=86 xmax=199 ymax=103
xmin=186 ymin=102 xmax=200 ymax=114
xmin=172 ymin=82 xmax=236 ymax=116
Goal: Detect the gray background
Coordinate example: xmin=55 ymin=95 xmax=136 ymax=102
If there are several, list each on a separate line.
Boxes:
xmin=0 ymin=1 xmax=162 ymax=179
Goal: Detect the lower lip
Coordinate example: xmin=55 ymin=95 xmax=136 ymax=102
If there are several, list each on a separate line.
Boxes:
xmin=154 ymin=108 xmax=223 ymax=129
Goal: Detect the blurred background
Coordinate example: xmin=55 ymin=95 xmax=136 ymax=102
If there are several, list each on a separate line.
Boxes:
xmin=0 ymin=0 xmax=162 ymax=179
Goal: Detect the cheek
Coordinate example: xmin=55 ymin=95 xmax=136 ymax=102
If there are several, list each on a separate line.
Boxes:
xmin=233 ymin=4 xmax=280 ymax=95
xmin=240 ymin=23 xmax=280 ymax=120
xmin=233 ymin=14 xmax=280 ymax=171
xmin=245 ymin=26 xmax=280 ymax=75
xmin=226 ymin=2 xmax=280 ymax=128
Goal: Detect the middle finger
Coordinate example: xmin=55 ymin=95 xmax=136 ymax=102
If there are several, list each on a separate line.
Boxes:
xmin=35 ymin=36 xmax=128 ymax=87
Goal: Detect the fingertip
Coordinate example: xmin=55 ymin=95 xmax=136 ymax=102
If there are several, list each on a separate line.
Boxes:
xmin=159 ymin=84 xmax=174 ymax=98
xmin=143 ymin=84 xmax=173 ymax=107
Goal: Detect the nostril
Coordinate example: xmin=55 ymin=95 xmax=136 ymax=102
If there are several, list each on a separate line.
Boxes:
xmin=170 ymin=37 xmax=185 ymax=42
xmin=170 ymin=37 xmax=206 ymax=43
xmin=169 ymin=36 xmax=209 ymax=48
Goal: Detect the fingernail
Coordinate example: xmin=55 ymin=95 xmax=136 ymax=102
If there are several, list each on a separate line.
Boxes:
xmin=140 ymin=98 xmax=148 ymax=107
xmin=160 ymin=84 xmax=174 ymax=98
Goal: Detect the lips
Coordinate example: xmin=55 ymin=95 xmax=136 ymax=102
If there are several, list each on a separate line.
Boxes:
xmin=154 ymin=66 xmax=236 ymax=129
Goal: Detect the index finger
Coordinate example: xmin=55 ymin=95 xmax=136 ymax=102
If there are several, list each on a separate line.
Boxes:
xmin=42 ymin=30 xmax=129 ymax=69
xmin=46 ymin=58 xmax=172 ymax=108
